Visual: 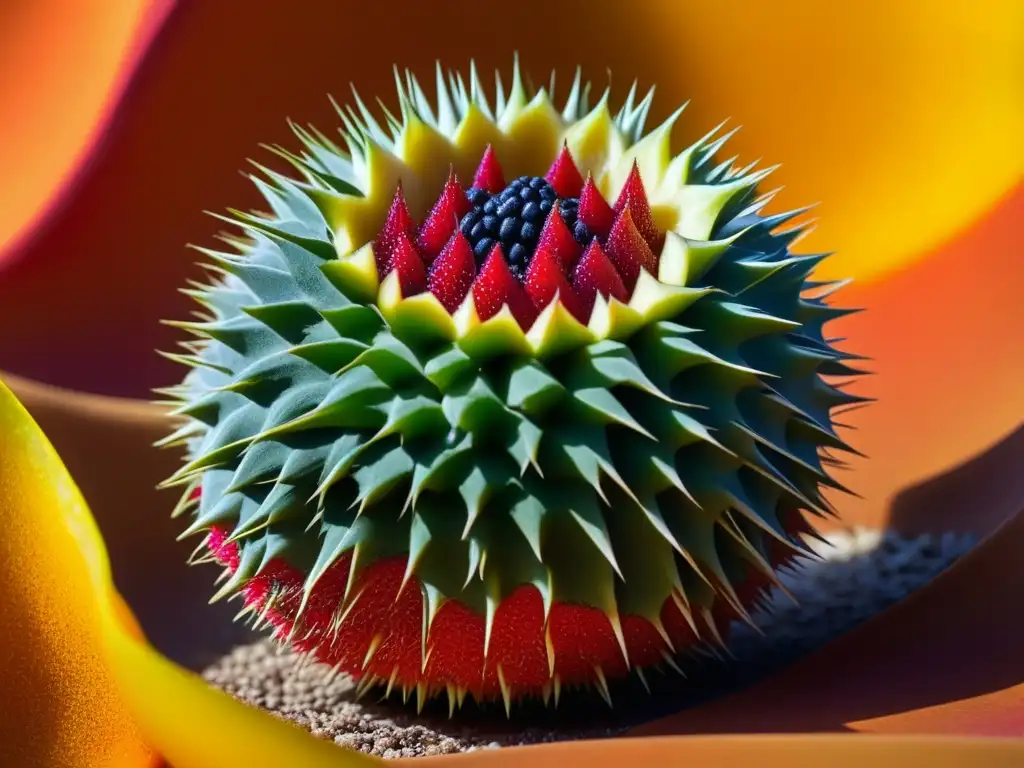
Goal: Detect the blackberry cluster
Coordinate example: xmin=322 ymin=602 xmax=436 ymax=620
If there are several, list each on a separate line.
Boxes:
xmin=460 ymin=176 xmax=557 ymax=277
xmin=557 ymin=197 xmax=592 ymax=246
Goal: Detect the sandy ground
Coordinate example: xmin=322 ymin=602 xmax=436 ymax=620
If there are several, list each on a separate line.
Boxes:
xmin=202 ymin=528 xmax=974 ymax=759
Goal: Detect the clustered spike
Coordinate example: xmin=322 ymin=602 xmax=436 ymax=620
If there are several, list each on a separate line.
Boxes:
xmin=162 ymin=56 xmax=867 ymax=714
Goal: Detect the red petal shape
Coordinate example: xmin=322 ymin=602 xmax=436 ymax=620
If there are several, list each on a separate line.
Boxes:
xmin=545 ymin=143 xmax=584 ymax=198
xmin=535 ymin=202 xmax=582 ymax=271
xmin=525 ymin=245 xmax=586 ymax=322
xmin=578 ymin=174 xmax=615 ymax=240
xmin=471 ymin=144 xmax=506 ymax=194
xmin=472 ymin=244 xmax=538 ymax=329
xmin=572 ymin=238 xmax=628 ymax=316
xmin=427 ymin=231 xmax=476 ymax=312
xmin=373 ymin=183 xmax=416 ymax=274
xmin=416 ymin=167 xmax=471 ymax=264
xmin=389 ymin=231 xmax=428 ymax=297
xmin=604 ymin=206 xmax=658 ymax=292
xmin=613 ymin=161 xmax=663 ymax=252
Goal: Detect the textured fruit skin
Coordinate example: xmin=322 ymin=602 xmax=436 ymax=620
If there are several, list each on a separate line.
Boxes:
xmin=578 ymin=175 xmax=615 ymax=240
xmin=163 ymin=60 xmax=865 ymax=712
xmin=604 ymin=207 xmax=658 ymax=291
xmin=472 ymin=245 xmax=538 ymax=328
xmin=572 ymin=239 xmax=628 ymax=315
xmin=427 ymin=232 xmax=476 ymax=312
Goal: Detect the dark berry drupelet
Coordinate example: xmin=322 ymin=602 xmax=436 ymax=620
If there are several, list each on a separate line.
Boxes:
xmin=460 ymin=176 xmax=557 ymax=278
xmin=557 ymin=197 xmax=592 ymax=246
xmin=465 ymin=187 xmax=491 ymax=208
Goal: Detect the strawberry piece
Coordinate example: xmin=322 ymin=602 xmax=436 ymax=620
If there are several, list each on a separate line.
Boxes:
xmin=389 ymin=231 xmax=428 ymax=297
xmin=373 ymin=183 xmax=416 ymax=274
xmin=534 ymin=202 xmax=582 ymax=271
xmin=577 ymin=174 xmax=615 ymax=240
xmin=604 ymin=207 xmax=658 ymax=293
xmin=428 ymin=232 xmax=476 ymax=312
xmin=417 ymin=167 xmax=472 ymax=264
xmin=572 ymin=239 xmax=628 ymax=316
xmin=545 ymin=143 xmax=584 ymax=198
xmin=524 ymin=245 xmax=587 ymax=323
xmin=472 ymin=144 xmax=506 ymax=194
xmin=613 ymin=162 xmax=664 ymax=252
xmin=472 ymin=244 xmax=539 ymax=329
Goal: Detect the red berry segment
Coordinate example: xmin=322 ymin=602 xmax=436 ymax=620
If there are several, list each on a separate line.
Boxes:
xmin=572 ymin=239 xmax=628 ymax=316
xmin=472 ymin=244 xmax=538 ymax=329
xmin=374 ymin=183 xmax=416 ymax=274
xmin=545 ymin=144 xmax=584 ymax=198
xmin=208 ymin=525 xmax=706 ymax=703
xmin=471 ymin=144 xmax=506 ymax=194
xmin=525 ymin=245 xmax=586 ymax=322
xmin=613 ymin=162 xmax=663 ymax=252
xmin=577 ymin=175 xmax=615 ymax=240
xmin=535 ymin=202 xmax=582 ymax=271
xmin=389 ymin=231 xmax=428 ymax=297
xmin=604 ymin=207 xmax=658 ymax=292
xmin=428 ymin=232 xmax=476 ymax=312
xmin=417 ymin=167 xmax=472 ymax=264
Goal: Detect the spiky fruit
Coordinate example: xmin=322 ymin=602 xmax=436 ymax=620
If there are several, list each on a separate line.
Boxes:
xmin=163 ymin=58 xmax=866 ymax=714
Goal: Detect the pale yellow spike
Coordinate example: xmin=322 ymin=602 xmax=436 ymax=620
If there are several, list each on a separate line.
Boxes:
xmin=635 ymin=666 xmax=651 ymax=694
xmin=445 ymin=683 xmax=457 ymax=719
xmin=607 ymin=611 xmax=630 ymax=669
xmin=416 ymin=681 xmax=429 ymax=714
xmin=606 ymin=103 xmax=687 ymax=200
xmin=456 ymin=685 xmax=467 ymax=709
xmin=650 ymin=616 xmax=676 ymax=653
xmin=232 ymin=604 xmax=257 ymax=624
xmin=593 ymin=666 xmax=613 ymax=708
xmin=401 ymin=684 xmax=411 ymax=704
xmin=544 ymin=624 xmax=557 ymax=678
xmin=700 ymin=608 xmax=735 ymax=659
xmin=497 ymin=664 xmax=513 ymax=718
xmin=354 ymin=675 xmax=375 ymax=702
xmin=660 ymin=650 xmax=686 ymax=677
xmin=393 ymin=109 xmax=458 ymax=204
xmin=669 ymin=587 xmax=699 ymax=634
xmin=385 ymin=666 xmax=400 ymax=699
xmin=252 ymin=591 xmax=281 ymax=633
xmin=362 ymin=634 xmax=382 ymax=670
xmin=452 ymin=102 xmax=506 ymax=177
xmin=541 ymin=681 xmax=553 ymax=707
xmin=673 ymin=166 xmax=778 ymax=241
xmin=553 ymin=675 xmax=562 ymax=708
xmin=501 ymin=89 xmax=563 ymax=177
xmin=561 ymin=90 xmax=624 ymax=189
